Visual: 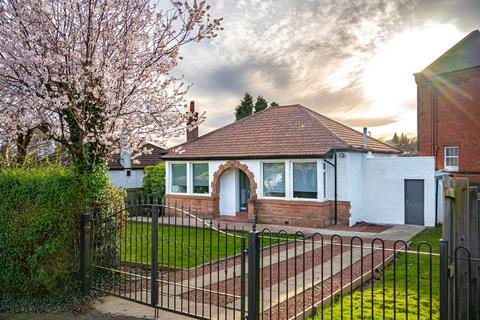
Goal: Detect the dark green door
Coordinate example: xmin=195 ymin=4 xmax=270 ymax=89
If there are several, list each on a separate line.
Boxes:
xmin=239 ymin=171 xmax=250 ymax=212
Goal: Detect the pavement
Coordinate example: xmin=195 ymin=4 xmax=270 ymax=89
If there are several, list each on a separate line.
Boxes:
xmin=92 ymin=222 xmax=425 ymax=320
xmin=93 ymin=296 xmax=189 ymax=320
xmin=0 ymin=311 xmax=144 ymax=320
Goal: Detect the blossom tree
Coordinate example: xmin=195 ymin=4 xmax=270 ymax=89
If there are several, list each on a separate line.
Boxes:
xmin=0 ymin=90 xmax=42 ymax=163
xmin=0 ymin=0 xmax=221 ymax=172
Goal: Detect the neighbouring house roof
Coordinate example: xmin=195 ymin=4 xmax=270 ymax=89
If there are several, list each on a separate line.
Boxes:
xmin=108 ymin=142 xmax=167 ymax=170
xmin=162 ymin=104 xmax=400 ymax=160
xmin=419 ymin=30 xmax=480 ymax=76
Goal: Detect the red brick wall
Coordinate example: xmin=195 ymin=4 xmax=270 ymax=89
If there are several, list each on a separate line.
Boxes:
xmin=164 ymin=194 xmax=217 ymax=219
xmin=255 ymin=199 xmax=350 ymax=228
xmin=416 ymin=68 xmax=480 ymax=173
xmin=164 ymin=194 xmax=351 ymax=227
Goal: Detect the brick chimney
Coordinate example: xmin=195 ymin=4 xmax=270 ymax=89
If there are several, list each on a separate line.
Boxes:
xmin=187 ymin=101 xmax=199 ymax=142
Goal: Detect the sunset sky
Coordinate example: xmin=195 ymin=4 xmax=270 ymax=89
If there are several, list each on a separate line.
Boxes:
xmin=170 ymin=0 xmax=480 ymax=146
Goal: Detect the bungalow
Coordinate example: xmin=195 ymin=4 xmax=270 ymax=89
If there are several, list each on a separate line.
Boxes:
xmin=162 ymin=104 xmax=435 ymax=227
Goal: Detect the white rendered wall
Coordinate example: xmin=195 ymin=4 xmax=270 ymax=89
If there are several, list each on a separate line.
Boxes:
xmin=351 ymin=156 xmax=436 ymax=226
xmin=109 ymin=169 xmax=145 ymax=190
xmin=165 ymin=156 xmax=435 ymax=226
xmin=346 ymin=152 xmax=365 ymax=222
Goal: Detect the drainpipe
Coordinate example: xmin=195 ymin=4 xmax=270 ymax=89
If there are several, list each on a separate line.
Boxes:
xmin=435 ymin=177 xmax=439 ymax=226
xmin=324 ymin=152 xmax=338 ymax=225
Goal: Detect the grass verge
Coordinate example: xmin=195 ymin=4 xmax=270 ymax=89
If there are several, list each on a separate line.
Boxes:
xmin=122 ymin=222 xmax=286 ymax=269
xmin=311 ymin=226 xmax=442 ymax=320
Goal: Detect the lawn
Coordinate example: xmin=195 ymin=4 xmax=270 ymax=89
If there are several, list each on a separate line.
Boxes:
xmin=121 ymin=222 xmax=285 ymax=269
xmin=311 ymin=226 xmax=442 ymax=320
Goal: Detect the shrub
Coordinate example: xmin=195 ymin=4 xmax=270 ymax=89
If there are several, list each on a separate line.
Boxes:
xmin=141 ymin=163 xmax=165 ymax=200
xmin=0 ymin=165 xmax=124 ymax=312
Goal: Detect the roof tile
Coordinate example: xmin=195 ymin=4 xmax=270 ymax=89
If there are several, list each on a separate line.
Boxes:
xmin=163 ymin=104 xmax=400 ymax=159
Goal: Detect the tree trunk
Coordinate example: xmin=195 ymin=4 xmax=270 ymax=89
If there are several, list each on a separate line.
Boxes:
xmin=0 ymin=144 xmax=9 ymax=162
xmin=16 ymin=129 xmax=34 ymax=164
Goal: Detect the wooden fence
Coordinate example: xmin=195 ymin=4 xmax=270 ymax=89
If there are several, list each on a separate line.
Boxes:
xmin=442 ymin=176 xmax=479 ymax=319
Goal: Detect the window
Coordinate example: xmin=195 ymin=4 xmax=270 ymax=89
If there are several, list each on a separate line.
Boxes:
xmin=444 ymin=146 xmax=459 ymax=171
xmin=193 ymin=163 xmax=209 ymax=194
xmin=126 ymin=170 xmax=131 ymax=177
xmin=263 ymin=162 xmax=285 ymax=197
xmin=171 ymin=163 xmax=187 ymax=193
xmin=293 ymin=162 xmax=317 ymax=199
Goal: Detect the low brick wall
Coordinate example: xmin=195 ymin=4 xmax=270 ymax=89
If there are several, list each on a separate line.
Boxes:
xmin=254 ymin=199 xmax=350 ymax=228
xmin=164 ymin=194 xmax=217 ymax=220
xmin=164 ymin=194 xmax=350 ymax=227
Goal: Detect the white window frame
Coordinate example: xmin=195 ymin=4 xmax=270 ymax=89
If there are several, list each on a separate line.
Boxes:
xmin=170 ymin=162 xmax=188 ymax=194
xmin=191 ymin=162 xmax=210 ymax=196
xmin=322 ymin=160 xmax=327 ymax=200
xmin=261 ymin=160 xmax=288 ymax=199
xmin=444 ymin=146 xmax=459 ymax=172
xmin=290 ymin=160 xmax=320 ymax=201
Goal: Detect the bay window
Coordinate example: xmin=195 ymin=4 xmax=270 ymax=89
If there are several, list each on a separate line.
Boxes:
xmin=293 ymin=162 xmax=317 ymax=199
xmin=193 ymin=163 xmax=209 ymax=194
xmin=171 ymin=163 xmax=187 ymax=193
xmin=263 ymin=162 xmax=285 ymax=197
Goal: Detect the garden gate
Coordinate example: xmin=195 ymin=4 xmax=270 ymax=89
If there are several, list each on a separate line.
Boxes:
xmin=82 ymin=200 xmax=248 ymax=319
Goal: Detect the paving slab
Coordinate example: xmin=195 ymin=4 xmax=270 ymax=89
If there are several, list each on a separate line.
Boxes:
xmin=374 ymin=224 xmax=425 ymax=241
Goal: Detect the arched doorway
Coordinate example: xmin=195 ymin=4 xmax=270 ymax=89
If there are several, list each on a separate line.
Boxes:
xmin=211 ymin=160 xmax=257 ymax=218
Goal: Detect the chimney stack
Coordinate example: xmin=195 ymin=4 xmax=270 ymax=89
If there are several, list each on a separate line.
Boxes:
xmin=187 ymin=101 xmax=199 ymax=142
xmin=362 ymin=127 xmax=368 ymax=147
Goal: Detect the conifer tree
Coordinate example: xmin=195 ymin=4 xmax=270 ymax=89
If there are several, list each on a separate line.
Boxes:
xmin=235 ymin=92 xmax=255 ymax=120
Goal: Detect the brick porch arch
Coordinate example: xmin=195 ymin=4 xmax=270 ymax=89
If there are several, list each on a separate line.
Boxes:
xmin=211 ymin=160 xmax=257 ymax=218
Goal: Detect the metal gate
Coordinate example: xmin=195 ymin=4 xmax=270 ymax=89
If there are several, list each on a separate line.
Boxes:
xmin=83 ymin=200 xmax=247 ymax=319
xmin=79 ymin=199 xmax=478 ymax=319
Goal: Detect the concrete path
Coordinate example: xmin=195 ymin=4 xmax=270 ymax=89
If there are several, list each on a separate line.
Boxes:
xmin=374 ymin=224 xmax=425 ymax=241
xmin=139 ymin=216 xmax=425 ymax=241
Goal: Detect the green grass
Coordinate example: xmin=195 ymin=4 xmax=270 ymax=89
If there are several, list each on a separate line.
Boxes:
xmin=122 ymin=222 xmax=285 ymax=269
xmin=311 ymin=226 xmax=442 ymax=320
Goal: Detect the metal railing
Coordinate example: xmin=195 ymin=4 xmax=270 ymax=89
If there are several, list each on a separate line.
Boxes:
xmin=79 ymin=200 xmax=479 ymax=319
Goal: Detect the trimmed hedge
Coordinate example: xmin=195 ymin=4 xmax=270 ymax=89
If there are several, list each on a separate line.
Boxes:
xmin=0 ymin=166 xmax=124 ymax=312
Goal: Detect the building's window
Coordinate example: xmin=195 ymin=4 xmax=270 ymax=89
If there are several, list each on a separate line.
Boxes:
xmin=444 ymin=146 xmax=459 ymax=171
xmin=193 ymin=163 xmax=209 ymax=194
xmin=263 ymin=162 xmax=285 ymax=197
xmin=171 ymin=163 xmax=187 ymax=193
xmin=126 ymin=170 xmax=131 ymax=177
xmin=292 ymin=162 xmax=317 ymax=199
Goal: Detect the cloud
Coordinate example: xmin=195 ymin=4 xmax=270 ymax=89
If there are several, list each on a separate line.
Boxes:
xmin=168 ymin=0 xmax=479 ymax=146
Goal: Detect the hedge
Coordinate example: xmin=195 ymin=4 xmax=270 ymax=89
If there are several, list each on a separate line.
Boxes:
xmin=141 ymin=163 xmax=165 ymax=200
xmin=0 ymin=165 xmax=124 ymax=312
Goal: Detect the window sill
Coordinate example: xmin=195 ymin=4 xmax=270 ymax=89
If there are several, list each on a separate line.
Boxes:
xmin=191 ymin=192 xmax=211 ymax=197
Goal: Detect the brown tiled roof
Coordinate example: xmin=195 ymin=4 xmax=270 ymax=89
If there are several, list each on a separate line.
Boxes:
xmin=108 ymin=142 xmax=166 ymax=170
xmin=163 ymin=104 xmax=400 ymax=160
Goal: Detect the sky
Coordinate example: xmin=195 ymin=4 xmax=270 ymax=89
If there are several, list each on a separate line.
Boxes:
xmin=169 ymin=0 xmax=480 ymax=146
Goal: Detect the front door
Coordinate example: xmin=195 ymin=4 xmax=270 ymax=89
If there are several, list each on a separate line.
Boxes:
xmin=239 ymin=171 xmax=250 ymax=212
xmin=405 ymin=179 xmax=425 ymax=225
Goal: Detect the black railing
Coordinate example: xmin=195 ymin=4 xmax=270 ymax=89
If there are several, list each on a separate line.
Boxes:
xmin=79 ymin=200 xmax=479 ymax=319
